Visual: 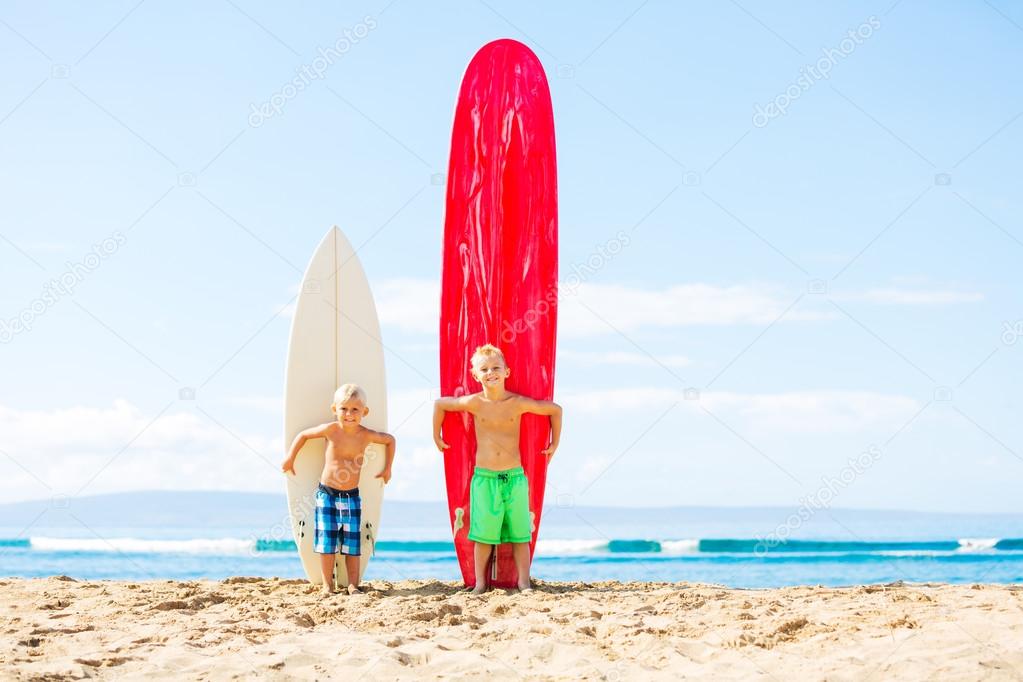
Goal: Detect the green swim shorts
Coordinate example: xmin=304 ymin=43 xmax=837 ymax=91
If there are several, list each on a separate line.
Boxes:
xmin=468 ymin=466 xmax=531 ymax=545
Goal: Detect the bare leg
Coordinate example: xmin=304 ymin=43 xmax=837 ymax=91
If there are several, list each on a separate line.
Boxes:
xmin=344 ymin=554 xmax=361 ymax=593
xmin=512 ymin=543 xmax=532 ymax=591
xmin=319 ymin=553 xmax=336 ymax=594
xmin=472 ymin=542 xmax=493 ymax=594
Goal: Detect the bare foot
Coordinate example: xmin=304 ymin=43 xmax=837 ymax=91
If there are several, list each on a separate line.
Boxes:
xmin=322 ymin=586 xmax=335 ymax=597
xmin=347 ymin=584 xmax=362 ymax=595
xmin=470 ymin=583 xmax=488 ymax=595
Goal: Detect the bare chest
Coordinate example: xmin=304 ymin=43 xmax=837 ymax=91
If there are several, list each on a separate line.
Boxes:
xmin=474 ymin=405 xmax=521 ymax=434
xmin=324 ymin=433 xmax=368 ymax=460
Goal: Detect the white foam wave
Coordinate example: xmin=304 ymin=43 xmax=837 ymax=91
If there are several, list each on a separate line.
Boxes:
xmin=30 ymin=537 xmax=256 ymax=555
xmin=957 ymin=538 xmax=999 ymax=552
xmin=535 ymin=539 xmax=608 ymax=555
xmin=660 ymin=540 xmax=700 ymax=554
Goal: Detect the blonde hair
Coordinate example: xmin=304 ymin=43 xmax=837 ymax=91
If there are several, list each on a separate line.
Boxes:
xmin=471 ymin=344 xmax=506 ymax=367
xmin=333 ymin=383 xmax=367 ymax=405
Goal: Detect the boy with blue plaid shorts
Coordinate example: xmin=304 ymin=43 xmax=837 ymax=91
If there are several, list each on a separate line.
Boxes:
xmin=283 ymin=384 xmax=396 ymax=595
xmin=314 ymin=483 xmax=361 ymax=558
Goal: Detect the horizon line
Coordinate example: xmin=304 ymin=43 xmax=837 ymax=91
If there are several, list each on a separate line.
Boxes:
xmin=2 ymin=489 xmax=1021 ymax=517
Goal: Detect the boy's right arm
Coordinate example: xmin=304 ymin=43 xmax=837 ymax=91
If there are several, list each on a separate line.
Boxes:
xmin=432 ymin=395 xmax=476 ymax=451
xmin=281 ymin=423 xmax=332 ymax=475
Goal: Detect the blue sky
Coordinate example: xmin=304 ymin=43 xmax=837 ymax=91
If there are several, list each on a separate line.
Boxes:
xmin=0 ymin=1 xmax=1020 ymax=512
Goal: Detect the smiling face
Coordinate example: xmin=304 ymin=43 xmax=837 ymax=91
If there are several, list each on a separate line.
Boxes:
xmin=332 ymin=397 xmax=369 ymax=427
xmin=471 ymin=354 xmax=510 ymax=390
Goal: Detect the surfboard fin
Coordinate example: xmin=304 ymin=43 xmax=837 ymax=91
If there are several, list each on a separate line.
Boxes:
xmin=453 ymin=507 xmax=465 ymax=535
xmin=364 ymin=521 xmax=376 ymax=557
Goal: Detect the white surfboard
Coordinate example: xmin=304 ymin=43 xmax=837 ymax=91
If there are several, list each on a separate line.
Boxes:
xmin=284 ymin=226 xmax=387 ymax=587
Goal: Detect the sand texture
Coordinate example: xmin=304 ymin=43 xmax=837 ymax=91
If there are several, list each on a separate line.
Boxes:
xmin=2 ymin=576 xmax=1022 ymax=680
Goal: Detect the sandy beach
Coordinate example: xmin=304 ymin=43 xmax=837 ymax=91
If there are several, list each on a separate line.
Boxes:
xmin=1 ymin=576 xmax=1021 ymax=680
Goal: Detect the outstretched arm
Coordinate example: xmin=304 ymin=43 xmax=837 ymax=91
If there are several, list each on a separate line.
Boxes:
xmin=281 ymin=422 xmax=333 ymax=475
xmin=370 ymin=431 xmax=397 ymax=483
xmin=519 ymin=398 xmax=563 ymax=460
xmin=432 ymin=395 xmax=476 ymax=451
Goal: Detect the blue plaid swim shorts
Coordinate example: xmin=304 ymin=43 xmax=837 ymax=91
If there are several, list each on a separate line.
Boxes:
xmin=314 ymin=483 xmax=361 ymax=556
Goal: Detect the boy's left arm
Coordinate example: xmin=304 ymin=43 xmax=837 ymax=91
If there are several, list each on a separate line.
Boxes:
xmin=369 ymin=430 xmax=396 ymax=483
xmin=519 ymin=398 xmax=563 ymax=461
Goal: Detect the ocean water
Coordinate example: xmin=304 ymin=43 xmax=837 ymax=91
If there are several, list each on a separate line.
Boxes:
xmin=4 ymin=534 xmax=1023 ymax=587
xmin=2 ymin=497 xmax=1022 ymax=587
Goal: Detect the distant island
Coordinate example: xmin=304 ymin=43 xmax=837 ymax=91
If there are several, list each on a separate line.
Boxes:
xmin=1 ymin=490 xmax=1018 ymax=533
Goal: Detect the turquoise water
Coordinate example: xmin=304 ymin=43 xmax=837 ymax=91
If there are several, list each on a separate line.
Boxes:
xmin=3 ymin=531 xmax=1022 ymax=587
xmin=2 ymin=496 xmax=1021 ymax=587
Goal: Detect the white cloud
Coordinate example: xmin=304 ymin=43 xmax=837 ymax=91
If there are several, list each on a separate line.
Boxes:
xmin=561 ymin=387 xmax=920 ymax=434
xmin=838 ymin=288 xmax=984 ymax=305
xmin=375 ymin=278 xmax=439 ymax=334
xmin=706 ymin=390 xmax=919 ymax=433
xmin=0 ymin=385 xmax=924 ymax=507
xmin=365 ymin=278 xmax=983 ymax=343
xmin=369 ymin=278 xmax=832 ymax=338
xmin=562 ymin=283 xmax=831 ymax=336
xmin=0 ymin=401 xmax=283 ymax=503
xmin=382 ymin=388 xmax=446 ymax=501
xmin=0 ymin=394 xmax=447 ymax=505
xmin=384 ymin=444 xmax=445 ymax=502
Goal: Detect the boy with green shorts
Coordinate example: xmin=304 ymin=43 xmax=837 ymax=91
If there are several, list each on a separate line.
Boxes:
xmin=433 ymin=344 xmax=563 ymax=593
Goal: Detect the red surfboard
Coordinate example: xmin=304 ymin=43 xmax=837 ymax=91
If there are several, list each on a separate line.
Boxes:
xmin=440 ymin=39 xmax=558 ymax=589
